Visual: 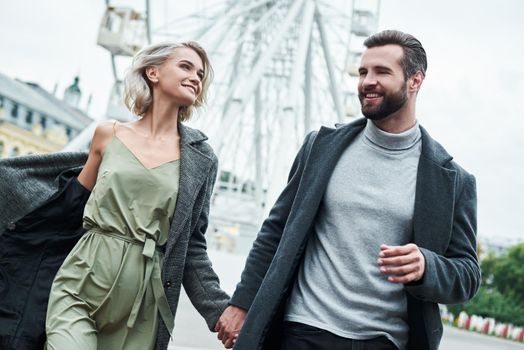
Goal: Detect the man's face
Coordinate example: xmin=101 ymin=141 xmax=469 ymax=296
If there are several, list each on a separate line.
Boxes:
xmin=358 ymin=44 xmax=408 ymax=121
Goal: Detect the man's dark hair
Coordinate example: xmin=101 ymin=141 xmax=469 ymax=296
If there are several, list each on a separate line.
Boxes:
xmin=364 ymin=30 xmax=427 ymax=80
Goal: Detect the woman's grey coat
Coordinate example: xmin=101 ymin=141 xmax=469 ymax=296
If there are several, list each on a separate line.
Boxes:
xmin=230 ymin=118 xmax=480 ymax=350
xmin=0 ymin=124 xmax=229 ymax=350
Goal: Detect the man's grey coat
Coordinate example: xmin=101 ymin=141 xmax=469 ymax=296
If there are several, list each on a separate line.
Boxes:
xmin=230 ymin=118 xmax=480 ymax=350
xmin=0 ymin=124 xmax=229 ymax=350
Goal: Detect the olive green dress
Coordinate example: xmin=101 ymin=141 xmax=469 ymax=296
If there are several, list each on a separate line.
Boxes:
xmin=45 ymin=129 xmax=180 ymax=350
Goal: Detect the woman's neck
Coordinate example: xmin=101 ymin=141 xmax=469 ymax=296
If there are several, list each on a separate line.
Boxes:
xmin=139 ymin=100 xmax=180 ymax=139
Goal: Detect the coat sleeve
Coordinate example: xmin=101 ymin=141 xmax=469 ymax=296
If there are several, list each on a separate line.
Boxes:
xmin=182 ymin=154 xmax=230 ymax=331
xmin=406 ymin=171 xmax=480 ymax=304
xmin=229 ymin=131 xmax=317 ymax=311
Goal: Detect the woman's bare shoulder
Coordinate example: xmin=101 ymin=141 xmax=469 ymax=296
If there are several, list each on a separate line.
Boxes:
xmin=95 ymin=121 xmax=116 ymax=137
xmin=91 ymin=121 xmax=116 ymax=154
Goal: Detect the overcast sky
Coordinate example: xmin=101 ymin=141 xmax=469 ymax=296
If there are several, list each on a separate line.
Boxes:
xmin=0 ymin=0 xmax=523 ymax=243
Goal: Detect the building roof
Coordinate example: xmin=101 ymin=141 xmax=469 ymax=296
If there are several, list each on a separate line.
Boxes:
xmin=0 ymin=71 xmax=93 ymax=130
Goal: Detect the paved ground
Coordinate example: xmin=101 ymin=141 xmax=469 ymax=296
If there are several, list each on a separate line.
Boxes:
xmin=168 ymin=250 xmax=245 ymax=350
xmin=168 ymin=250 xmax=524 ymax=350
xmin=440 ymin=326 xmax=524 ymax=350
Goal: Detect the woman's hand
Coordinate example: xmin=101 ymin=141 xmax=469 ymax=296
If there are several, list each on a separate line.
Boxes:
xmin=215 ymin=305 xmax=247 ymax=348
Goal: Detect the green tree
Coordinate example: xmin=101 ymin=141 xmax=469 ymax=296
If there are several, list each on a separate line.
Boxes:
xmin=491 ymin=244 xmax=524 ymax=306
xmin=448 ymin=287 xmax=524 ymax=326
xmin=448 ymin=243 xmax=524 ymax=326
xmin=480 ymin=252 xmax=497 ymax=285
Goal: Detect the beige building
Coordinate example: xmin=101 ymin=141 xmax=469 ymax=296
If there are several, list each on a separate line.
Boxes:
xmin=0 ymin=72 xmax=93 ymax=158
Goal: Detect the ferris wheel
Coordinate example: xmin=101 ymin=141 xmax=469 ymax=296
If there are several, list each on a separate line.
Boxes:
xmin=66 ymin=0 xmax=381 ymax=251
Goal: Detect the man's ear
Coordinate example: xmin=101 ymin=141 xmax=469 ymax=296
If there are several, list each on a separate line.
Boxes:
xmin=146 ymin=66 xmax=159 ymax=83
xmin=409 ymin=71 xmax=424 ymax=92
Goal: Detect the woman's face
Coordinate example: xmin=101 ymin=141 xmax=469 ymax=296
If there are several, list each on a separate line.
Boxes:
xmin=151 ymin=47 xmax=205 ymax=107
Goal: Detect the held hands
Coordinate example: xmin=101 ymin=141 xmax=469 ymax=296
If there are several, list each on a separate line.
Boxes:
xmin=214 ymin=305 xmax=247 ymax=349
xmin=378 ymin=243 xmax=425 ymax=283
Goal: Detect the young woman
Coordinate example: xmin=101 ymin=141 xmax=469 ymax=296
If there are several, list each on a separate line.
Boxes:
xmin=0 ymin=41 xmax=229 ymax=350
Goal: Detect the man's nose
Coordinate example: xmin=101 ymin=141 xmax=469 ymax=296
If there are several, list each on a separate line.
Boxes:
xmin=362 ymin=73 xmax=377 ymax=87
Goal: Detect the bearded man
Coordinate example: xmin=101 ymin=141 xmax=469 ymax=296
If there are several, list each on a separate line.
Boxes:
xmin=215 ymin=30 xmax=480 ymax=350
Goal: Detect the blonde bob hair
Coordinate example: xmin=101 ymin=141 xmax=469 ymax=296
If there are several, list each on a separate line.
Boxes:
xmin=123 ymin=41 xmax=213 ymax=122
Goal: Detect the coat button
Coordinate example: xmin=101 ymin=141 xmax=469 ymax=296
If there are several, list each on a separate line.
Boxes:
xmin=7 ymin=222 xmax=16 ymax=231
xmin=165 ymin=281 xmax=172 ymax=288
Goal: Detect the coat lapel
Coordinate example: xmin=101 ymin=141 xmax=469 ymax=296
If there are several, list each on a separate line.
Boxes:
xmin=164 ymin=124 xmax=212 ymax=258
xmin=412 ymin=127 xmax=457 ymax=255
xmin=290 ymin=119 xmax=367 ymax=229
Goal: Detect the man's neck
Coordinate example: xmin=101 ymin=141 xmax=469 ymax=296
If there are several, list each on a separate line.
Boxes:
xmin=371 ymin=107 xmax=417 ymax=134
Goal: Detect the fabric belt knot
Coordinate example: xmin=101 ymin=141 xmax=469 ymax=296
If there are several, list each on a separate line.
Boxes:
xmin=90 ymin=227 xmax=175 ymax=336
xmin=142 ymin=237 xmax=156 ymax=258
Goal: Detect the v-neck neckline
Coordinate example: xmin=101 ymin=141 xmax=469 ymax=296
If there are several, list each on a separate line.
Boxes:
xmin=111 ymin=136 xmax=180 ymax=171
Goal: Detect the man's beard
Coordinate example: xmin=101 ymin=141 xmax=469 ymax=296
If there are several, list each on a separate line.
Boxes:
xmin=359 ymin=84 xmax=408 ymax=121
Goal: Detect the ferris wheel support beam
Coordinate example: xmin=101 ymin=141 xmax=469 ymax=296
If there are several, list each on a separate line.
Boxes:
xmin=284 ymin=0 xmax=315 ymax=111
xmin=103 ymin=0 xmax=119 ymax=83
xmin=110 ymin=54 xmax=119 ymax=82
xmin=254 ymin=82 xmax=264 ymax=219
xmin=315 ymin=5 xmax=345 ymax=122
xmin=304 ymin=38 xmax=313 ymax=135
xmin=212 ymin=16 xmax=249 ymax=128
xmin=219 ymin=41 xmax=247 ymax=122
xmin=145 ymin=0 xmax=152 ymax=44
xmin=341 ymin=0 xmax=356 ymax=85
xmin=214 ymin=0 xmax=306 ymax=154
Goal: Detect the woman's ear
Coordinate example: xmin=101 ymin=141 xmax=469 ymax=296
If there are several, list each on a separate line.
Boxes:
xmin=146 ymin=66 xmax=159 ymax=83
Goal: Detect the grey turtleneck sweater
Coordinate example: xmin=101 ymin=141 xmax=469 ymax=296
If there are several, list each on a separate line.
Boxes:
xmin=285 ymin=120 xmax=422 ymax=350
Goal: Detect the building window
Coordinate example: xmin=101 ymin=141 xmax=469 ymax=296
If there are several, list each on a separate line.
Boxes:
xmin=11 ymin=104 xmax=18 ymax=118
xmin=0 ymin=141 xmax=4 ymax=156
xmin=66 ymin=126 xmax=72 ymax=138
xmin=26 ymin=110 xmax=33 ymax=124
xmin=10 ymin=146 xmax=20 ymax=157
xmin=0 ymin=96 xmax=4 ymax=108
xmin=41 ymin=115 xmax=47 ymax=129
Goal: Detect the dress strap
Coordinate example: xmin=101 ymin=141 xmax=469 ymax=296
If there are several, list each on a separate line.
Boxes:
xmin=112 ymin=121 xmax=117 ymax=136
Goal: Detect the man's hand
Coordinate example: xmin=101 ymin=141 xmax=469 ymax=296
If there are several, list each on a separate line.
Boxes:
xmin=215 ymin=305 xmax=247 ymax=348
xmin=378 ymin=243 xmax=425 ymax=283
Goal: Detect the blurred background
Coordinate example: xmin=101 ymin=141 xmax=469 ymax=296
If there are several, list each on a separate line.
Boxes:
xmin=1 ymin=1 xmax=523 ymax=348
